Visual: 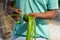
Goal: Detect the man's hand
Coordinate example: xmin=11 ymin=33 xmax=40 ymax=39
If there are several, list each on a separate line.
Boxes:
xmin=12 ymin=9 xmax=22 ymax=20
xmin=29 ymin=13 xmax=38 ymax=18
xmin=14 ymin=9 xmax=22 ymax=15
xmin=7 ymin=1 xmax=22 ymax=20
xmin=27 ymin=10 xmax=56 ymax=19
xmin=23 ymin=13 xmax=37 ymax=22
xmin=8 ymin=5 xmax=22 ymax=20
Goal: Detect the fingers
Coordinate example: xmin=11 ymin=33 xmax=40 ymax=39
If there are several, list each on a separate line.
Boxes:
xmin=14 ymin=9 xmax=22 ymax=16
xmin=11 ymin=9 xmax=22 ymax=20
xmin=12 ymin=16 xmax=20 ymax=20
xmin=15 ymin=9 xmax=22 ymax=14
xmin=29 ymin=13 xmax=37 ymax=18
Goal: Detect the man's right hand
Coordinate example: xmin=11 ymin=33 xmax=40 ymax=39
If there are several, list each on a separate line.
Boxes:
xmin=12 ymin=9 xmax=22 ymax=20
xmin=7 ymin=2 xmax=22 ymax=20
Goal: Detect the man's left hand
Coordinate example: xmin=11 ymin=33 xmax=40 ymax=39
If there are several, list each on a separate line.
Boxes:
xmin=29 ymin=13 xmax=38 ymax=18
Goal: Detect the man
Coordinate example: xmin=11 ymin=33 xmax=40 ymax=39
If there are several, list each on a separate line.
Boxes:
xmin=7 ymin=0 xmax=58 ymax=40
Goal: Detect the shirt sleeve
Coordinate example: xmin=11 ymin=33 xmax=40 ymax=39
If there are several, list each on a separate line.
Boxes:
xmin=47 ymin=0 xmax=58 ymax=9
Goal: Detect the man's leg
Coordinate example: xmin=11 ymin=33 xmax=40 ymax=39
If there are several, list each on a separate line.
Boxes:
xmin=15 ymin=37 xmax=47 ymax=40
xmin=11 ymin=34 xmax=18 ymax=40
xmin=36 ymin=38 xmax=47 ymax=40
xmin=15 ymin=37 xmax=26 ymax=40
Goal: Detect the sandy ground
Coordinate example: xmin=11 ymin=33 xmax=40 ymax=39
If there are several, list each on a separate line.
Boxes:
xmin=49 ymin=21 xmax=60 ymax=40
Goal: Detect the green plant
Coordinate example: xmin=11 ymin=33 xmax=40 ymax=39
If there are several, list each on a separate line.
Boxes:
xmin=25 ymin=15 xmax=36 ymax=40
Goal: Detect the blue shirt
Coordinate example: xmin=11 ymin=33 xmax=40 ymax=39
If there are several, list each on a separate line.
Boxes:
xmin=10 ymin=0 xmax=58 ymax=39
